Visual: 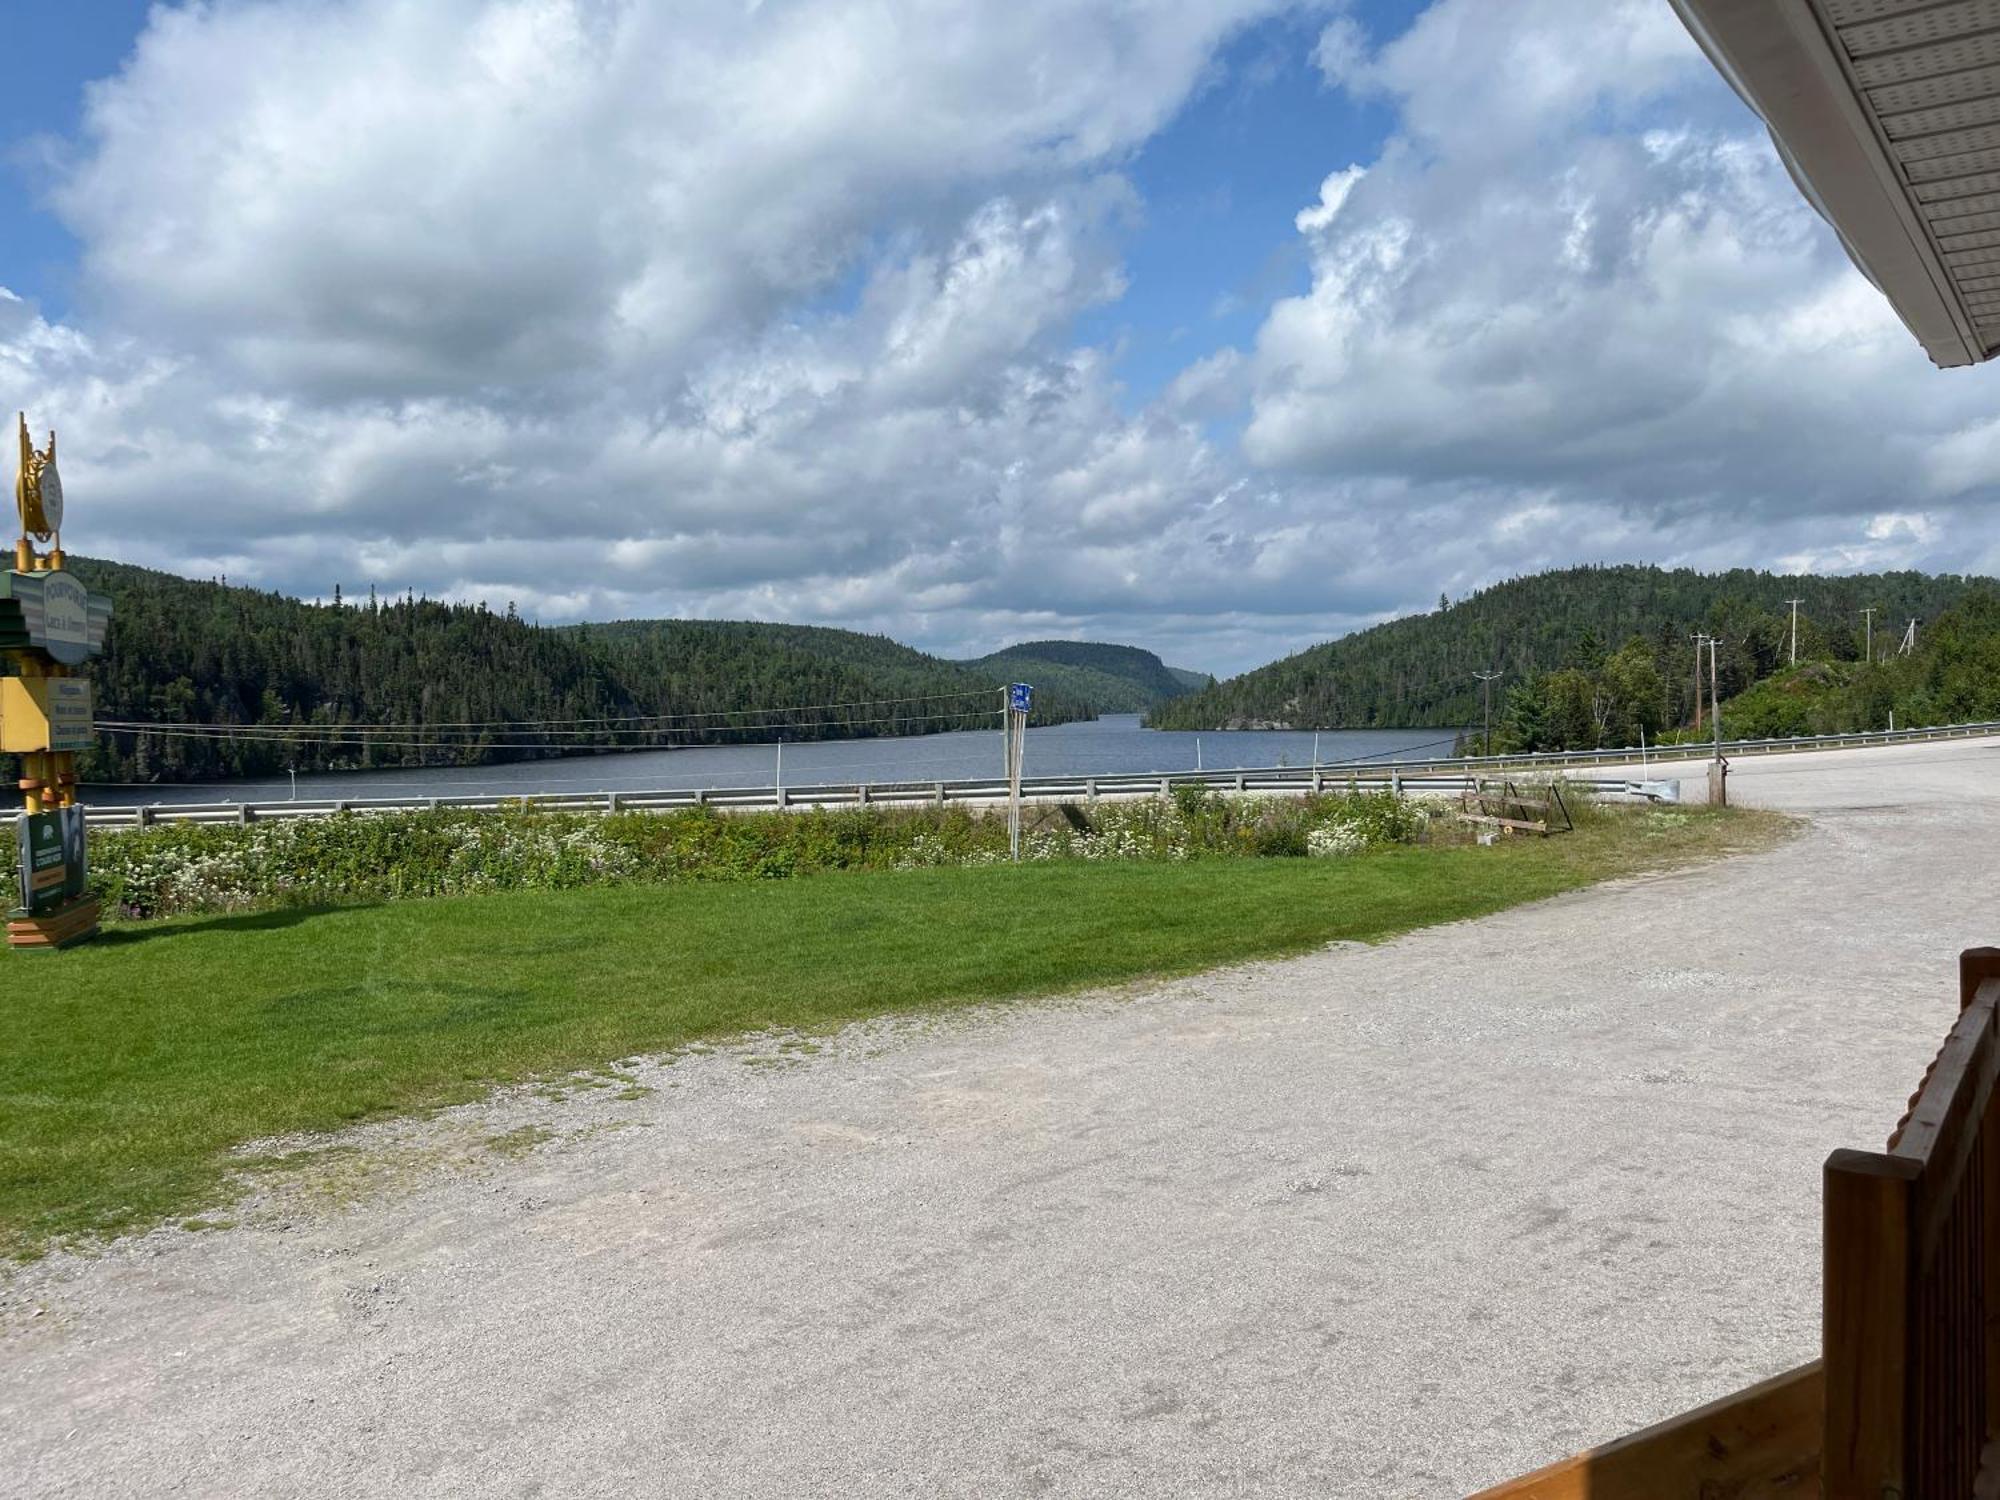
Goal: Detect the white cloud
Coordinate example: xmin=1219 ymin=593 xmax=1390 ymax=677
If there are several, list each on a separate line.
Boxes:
xmin=55 ymin=0 xmax=1282 ymax=399
xmin=1245 ymin=0 xmax=2000 ymax=553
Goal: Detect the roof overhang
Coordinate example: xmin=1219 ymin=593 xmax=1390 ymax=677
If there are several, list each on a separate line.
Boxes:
xmin=1671 ymin=0 xmax=2000 ymax=368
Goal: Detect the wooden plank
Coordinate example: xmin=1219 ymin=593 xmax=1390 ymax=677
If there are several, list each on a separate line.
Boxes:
xmin=5 ymin=897 xmax=101 ymax=949
xmin=1460 ymin=814 xmax=1549 ymax=834
xmin=1984 ymin=1097 xmax=2000 ymax=1454
xmin=1824 ymin=1149 xmax=1918 ymax=1500
xmin=1465 ymin=1361 xmax=1822 ymax=1498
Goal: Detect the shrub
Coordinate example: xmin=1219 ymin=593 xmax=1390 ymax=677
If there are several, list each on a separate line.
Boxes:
xmin=87 ymin=788 xmax=1443 ymax=920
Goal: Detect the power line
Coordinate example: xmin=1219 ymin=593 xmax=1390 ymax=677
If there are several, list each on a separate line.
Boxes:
xmin=93 ymin=707 xmax=1007 ymax=754
xmin=98 ymin=685 xmax=1006 ymax=737
xmin=98 ymin=705 xmax=1006 ymax=740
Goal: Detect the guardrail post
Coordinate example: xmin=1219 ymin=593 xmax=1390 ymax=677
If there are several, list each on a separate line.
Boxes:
xmin=236 ymin=803 xmax=251 ymax=826
xmin=606 ymin=792 xmax=621 ymax=815
xmin=335 ymin=800 xmax=350 ymax=814
xmin=1085 ymin=777 xmax=1097 ymax=798
xmin=1235 ymin=773 xmax=1245 ymax=793
xmin=1391 ymin=770 xmax=1401 ymax=796
xmin=1160 ymin=776 xmax=1171 ymax=796
xmin=856 ymin=782 xmax=869 ymax=805
xmin=138 ymin=805 xmax=155 ymax=829
xmin=694 ymin=788 xmax=706 ymax=805
xmin=776 ymin=785 xmax=789 ymax=809
xmin=934 ymin=782 xmax=946 ymax=805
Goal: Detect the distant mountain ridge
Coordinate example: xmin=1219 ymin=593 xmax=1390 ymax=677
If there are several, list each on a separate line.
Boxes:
xmin=1146 ymin=564 xmax=1997 ymax=731
xmin=959 ymin=640 xmax=1204 ymax=714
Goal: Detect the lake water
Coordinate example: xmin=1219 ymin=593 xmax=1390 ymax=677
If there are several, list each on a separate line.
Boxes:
xmin=79 ymin=715 xmax=1459 ymax=807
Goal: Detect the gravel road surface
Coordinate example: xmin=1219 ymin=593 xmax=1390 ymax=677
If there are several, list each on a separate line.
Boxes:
xmin=4 ymin=737 xmax=1996 ymax=1497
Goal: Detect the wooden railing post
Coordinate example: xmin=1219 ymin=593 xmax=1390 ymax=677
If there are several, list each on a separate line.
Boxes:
xmin=1823 ymin=1148 xmax=1919 ymax=1500
xmin=1962 ymin=947 xmax=2000 ymax=1011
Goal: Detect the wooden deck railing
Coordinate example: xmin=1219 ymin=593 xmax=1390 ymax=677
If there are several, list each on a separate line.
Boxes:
xmin=1471 ymin=947 xmax=2000 ymax=1500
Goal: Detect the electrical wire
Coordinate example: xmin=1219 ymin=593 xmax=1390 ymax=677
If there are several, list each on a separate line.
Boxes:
xmin=96 ymin=685 xmax=1007 ymax=738
xmin=94 ymin=707 xmax=1006 ymax=750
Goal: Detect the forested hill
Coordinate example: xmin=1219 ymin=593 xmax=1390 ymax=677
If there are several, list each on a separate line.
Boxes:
xmin=61 ymin=558 xmax=1091 ymax=785
xmin=1146 ymin=565 xmax=1993 ymax=731
xmin=958 ymin=640 xmax=1208 ymax=714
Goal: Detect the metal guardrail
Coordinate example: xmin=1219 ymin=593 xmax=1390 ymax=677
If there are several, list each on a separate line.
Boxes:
xmin=83 ymin=770 xmax=1680 ymax=828
xmin=76 ymin=716 xmax=1999 ymax=830
xmin=1435 ymin=716 xmax=2000 ymax=772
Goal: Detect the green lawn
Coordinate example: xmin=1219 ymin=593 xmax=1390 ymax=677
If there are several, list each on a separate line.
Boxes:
xmin=0 ymin=809 xmax=1775 ymax=1256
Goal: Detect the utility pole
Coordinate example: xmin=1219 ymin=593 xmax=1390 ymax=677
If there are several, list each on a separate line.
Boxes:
xmin=1785 ymin=598 xmax=1803 ymax=665
xmin=1861 ymin=606 xmax=1876 ymax=664
xmin=1707 ymin=634 xmax=1727 ymax=808
xmin=1473 ymin=671 xmax=1502 ymax=755
xmin=1690 ymin=632 xmax=1707 ymax=731
xmin=1901 ymin=617 xmax=1918 ymax=656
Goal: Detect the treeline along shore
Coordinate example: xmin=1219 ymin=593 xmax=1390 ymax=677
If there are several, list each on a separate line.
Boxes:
xmin=1148 ymin=564 xmax=2000 ymax=750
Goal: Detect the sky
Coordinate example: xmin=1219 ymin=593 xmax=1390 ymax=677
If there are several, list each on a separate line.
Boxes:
xmin=5 ymin=0 xmax=2000 ymax=677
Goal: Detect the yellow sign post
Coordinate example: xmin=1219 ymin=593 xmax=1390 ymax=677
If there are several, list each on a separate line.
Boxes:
xmin=3 ymin=415 xmax=112 ymax=949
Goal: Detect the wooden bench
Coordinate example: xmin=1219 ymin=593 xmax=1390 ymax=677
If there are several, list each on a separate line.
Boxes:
xmin=1471 ymin=946 xmax=2000 ymax=1499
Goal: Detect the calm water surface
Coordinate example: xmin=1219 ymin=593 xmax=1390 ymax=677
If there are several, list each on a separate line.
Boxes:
xmin=81 ymin=715 xmax=1459 ymax=807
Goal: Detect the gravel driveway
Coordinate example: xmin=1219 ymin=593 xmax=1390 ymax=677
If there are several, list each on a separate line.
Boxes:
xmin=5 ymin=737 xmax=1996 ymax=1498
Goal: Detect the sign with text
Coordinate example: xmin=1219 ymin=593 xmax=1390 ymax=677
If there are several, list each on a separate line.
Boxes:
xmin=1008 ymin=683 xmax=1032 ymax=714
xmin=37 ymin=573 xmax=91 ymax=667
xmin=16 ymin=809 xmax=85 ymax=917
xmin=0 ymin=676 xmax=93 ymax=753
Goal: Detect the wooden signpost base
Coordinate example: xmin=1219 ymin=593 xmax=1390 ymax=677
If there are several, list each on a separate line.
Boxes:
xmin=8 ymin=895 xmax=101 ymax=951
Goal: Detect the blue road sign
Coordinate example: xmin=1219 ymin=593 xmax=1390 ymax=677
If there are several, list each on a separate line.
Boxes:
xmin=1008 ymin=683 xmax=1032 ymax=714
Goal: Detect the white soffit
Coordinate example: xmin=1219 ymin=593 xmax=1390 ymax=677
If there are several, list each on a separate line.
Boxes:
xmin=1672 ymin=0 xmax=2000 ymax=367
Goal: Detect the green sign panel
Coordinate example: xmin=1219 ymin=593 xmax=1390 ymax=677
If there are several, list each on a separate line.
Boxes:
xmin=16 ymin=809 xmax=86 ymax=917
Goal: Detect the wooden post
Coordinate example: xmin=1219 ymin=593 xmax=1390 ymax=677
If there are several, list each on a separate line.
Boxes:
xmin=1986 ymin=1087 xmax=2000 ymax=1446
xmin=1961 ymin=946 xmax=2000 ymax=1011
xmin=1822 ymin=1148 xmax=1917 ymax=1500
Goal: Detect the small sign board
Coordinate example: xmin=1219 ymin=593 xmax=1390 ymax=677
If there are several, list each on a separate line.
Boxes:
xmin=1008 ymin=683 xmax=1032 ymax=714
xmin=16 ymin=808 xmax=86 ymax=917
xmin=1 ymin=676 xmax=93 ymax=753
